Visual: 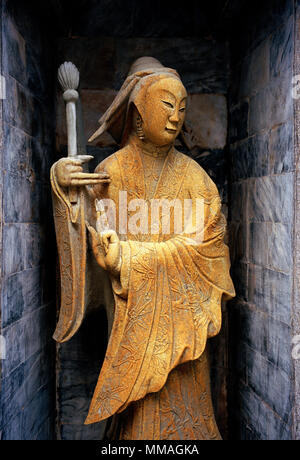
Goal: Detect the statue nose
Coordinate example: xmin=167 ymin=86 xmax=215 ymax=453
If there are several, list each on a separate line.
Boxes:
xmin=169 ymin=111 xmax=179 ymax=123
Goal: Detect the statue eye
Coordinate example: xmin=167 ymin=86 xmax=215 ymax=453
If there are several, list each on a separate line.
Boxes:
xmin=179 ymin=107 xmax=186 ymax=112
xmin=161 ymin=100 xmax=174 ymax=108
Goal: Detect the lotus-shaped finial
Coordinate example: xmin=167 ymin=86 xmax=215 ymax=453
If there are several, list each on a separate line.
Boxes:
xmin=58 ymin=62 xmax=79 ymax=91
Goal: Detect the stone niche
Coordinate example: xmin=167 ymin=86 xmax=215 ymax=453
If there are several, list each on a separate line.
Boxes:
xmin=0 ymin=0 xmax=299 ymax=441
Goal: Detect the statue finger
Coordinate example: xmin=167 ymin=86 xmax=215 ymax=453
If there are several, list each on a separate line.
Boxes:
xmin=75 ymin=155 xmax=94 ymax=163
xmin=100 ymin=231 xmax=104 ymax=245
xmin=101 ymin=233 xmax=109 ymax=253
xmin=70 ymin=178 xmax=111 ymax=185
xmin=85 ymin=222 xmax=106 ymax=268
xmin=97 ymin=171 xmax=110 ymax=178
xmin=86 ymin=222 xmax=105 ymax=244
xmin=71 ymin=172 xmax=110 ymax=179
xmin=85 ymin=221 xmax=97 ymax=238
xmin=101 ymin=229 xmax=119 ymax=245
xmin=86 ymin=222 xmax=102 ymax=248
xmin=64 ymin=158 xmax=87 ymax=166
xmin=107 ymin=230 xmax=118 ymax=244
xmin=68 ymin=165 xmax=84 ymax=173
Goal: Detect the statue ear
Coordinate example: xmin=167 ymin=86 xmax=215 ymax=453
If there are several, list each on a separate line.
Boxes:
xmin=120 ymin=103 xmax=143 ymax=146
xmin=132 ymin=104 xmax=145 ymax=140
xmin=131 ymin=103 xmax=142 ymax=122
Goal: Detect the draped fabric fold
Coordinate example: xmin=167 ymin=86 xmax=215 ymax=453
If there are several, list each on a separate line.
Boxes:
xmin=50 ymin=164 xmax=88 ymax=343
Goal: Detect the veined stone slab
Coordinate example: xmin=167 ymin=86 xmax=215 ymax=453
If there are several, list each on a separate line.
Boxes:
xmin=237 ymin=381 xmax=292 ymax=440
xmin=245 ymin=344 xmax=293 ymax=423
xmin=185 ymin=94 xmax=227 ymax=149
xmin=239 ymin=37 xmax=270 ymax=99
xmin=229 ymin=100 xmax=249 ymax=143
xmin=249 ymin=71 xmax=293 ymax=135
xmin=0 ymin=344 xmax=54 ymax=429
xmin=269 ymin=121 xmax=294 ymax=174
xmin=248 ymin=174 xmax=293 ymax=225
xmin=2 ymin=15 xmax=26 ymax=84
xmin=1 ymin=268 xmax=42 ymax=328
xmin=270 ymin=16 xmax=293 ymax=78
xmin=248 ymin=265 xmax=292 ymax=325
xmin=2 ymin=223 xmax=26 ymax=276
xmin=267 ymin=222 xmax=292 ymax=273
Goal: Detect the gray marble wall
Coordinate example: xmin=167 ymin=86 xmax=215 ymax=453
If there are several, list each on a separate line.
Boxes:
xmin=228 ymin=0 xmax=295 ymax=440
xmin=0 ymin=1 xmax=57 ymax=439
xmin=0 ymin=0 xmax=296 ymax=441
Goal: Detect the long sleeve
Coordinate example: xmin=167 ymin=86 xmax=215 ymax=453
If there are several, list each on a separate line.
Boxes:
xmin=85 ymin=177 xmax=235 ymax=424
xmin=50 ymin=163 xmax=88 ymax=343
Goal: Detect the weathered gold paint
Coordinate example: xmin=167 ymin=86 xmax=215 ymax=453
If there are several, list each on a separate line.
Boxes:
xmin=51 ymin=57 xmax=235 ymax=440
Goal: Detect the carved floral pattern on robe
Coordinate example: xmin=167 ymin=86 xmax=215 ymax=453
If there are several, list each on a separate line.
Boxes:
xmin=51 ymin=140 xmax=235 ymax=440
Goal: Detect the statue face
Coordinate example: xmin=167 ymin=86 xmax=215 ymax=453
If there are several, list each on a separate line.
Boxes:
xmin=141 ymin=77 xmax=187 ymax=146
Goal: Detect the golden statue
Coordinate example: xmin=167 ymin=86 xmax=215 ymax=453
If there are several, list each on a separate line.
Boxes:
xmin=51 ymin=57 xmax=235 ymax=440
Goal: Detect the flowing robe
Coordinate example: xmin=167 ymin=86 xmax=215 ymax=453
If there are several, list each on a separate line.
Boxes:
xmin=51 ymin=139 xmax=235 ymax=440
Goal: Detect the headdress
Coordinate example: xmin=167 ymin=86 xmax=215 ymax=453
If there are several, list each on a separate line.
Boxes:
xmin=88 ymin=57 xmax=190 ymax=148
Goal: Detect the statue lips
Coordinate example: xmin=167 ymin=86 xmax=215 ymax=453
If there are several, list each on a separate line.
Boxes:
xmin=165 ymin=128 xmax=179 ymax=142
xmin=165 ymin=127 xmax=178 ymax=136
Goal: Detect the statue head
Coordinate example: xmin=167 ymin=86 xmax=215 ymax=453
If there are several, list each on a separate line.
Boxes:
xmin=131 ymin=75 xmax=187 ymax=146
xmin=89 ymin=57 xmax=189 ymax=149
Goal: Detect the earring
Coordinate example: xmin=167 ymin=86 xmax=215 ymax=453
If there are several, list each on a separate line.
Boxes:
xmin=136 ymin=113 xmax=145 ymax=140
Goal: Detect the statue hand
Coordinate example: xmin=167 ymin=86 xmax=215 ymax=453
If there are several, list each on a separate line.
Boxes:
xmin=100 ymin=229 xmax=122 ymax=276
xmin=86 ymin=223 xmax=121 ymax=276
xmin=55 ymin=155 xmax=110 ymax=187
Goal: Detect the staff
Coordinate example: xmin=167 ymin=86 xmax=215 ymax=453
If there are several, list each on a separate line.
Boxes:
xmin=58 ymin=61 xmax=94 ymax=204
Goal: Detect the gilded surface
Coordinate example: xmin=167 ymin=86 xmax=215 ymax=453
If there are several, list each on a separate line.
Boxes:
xmin=51 ymin=57 xmax=235 ymax=440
